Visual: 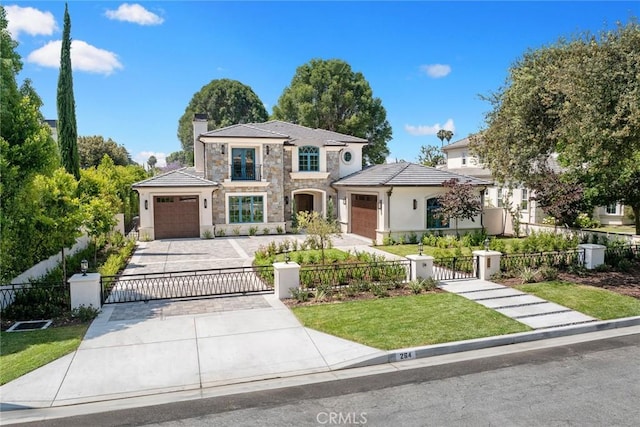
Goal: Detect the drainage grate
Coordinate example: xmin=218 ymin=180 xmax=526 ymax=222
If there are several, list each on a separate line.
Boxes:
xmin=7 ymin=320 xmax=52 ymax=332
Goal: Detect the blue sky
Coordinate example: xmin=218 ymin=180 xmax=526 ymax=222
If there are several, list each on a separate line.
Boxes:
xmin=6 ymin=1 xmax=639 ymax=167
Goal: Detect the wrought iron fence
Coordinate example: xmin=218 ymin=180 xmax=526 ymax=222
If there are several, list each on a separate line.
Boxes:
xmin=0 ymin=281 xmax=70 ymax=315
xmin=604 ymin=244 xmax=639 ymax=265
xmin=102 ymin=266 xmax=274 ymax=303
xmin=433 ymin=256 xmax=478 ymax=280
xmin=500 ymin=249 xmax=585 ymax=273
xmin=299 ymin=260 xmax=410 ymax=290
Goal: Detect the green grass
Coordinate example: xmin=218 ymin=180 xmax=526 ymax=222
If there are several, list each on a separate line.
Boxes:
xmin=377 ymin=244 xmax=476 ymax=258
xmin=587 ymin=225 xmax=636 ymax=234
xmin=516 ymin=281 xmax=640 ymax=320
xmin=292 ymin=293 xmax=531 ymax=350
xmin=0 ymin=324 xmax=89 ymax=385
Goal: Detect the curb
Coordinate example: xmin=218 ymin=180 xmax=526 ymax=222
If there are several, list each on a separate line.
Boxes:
xmin=338 ymin=315 xmax=640 ymax=369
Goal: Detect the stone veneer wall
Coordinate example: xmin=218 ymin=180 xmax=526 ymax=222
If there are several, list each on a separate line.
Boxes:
xmin=206 ymin=142 xmax=285 ymax=225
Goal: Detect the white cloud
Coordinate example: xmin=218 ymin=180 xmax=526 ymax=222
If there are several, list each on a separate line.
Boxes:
xmin=105 ymin=3 xmax=164 ymax=25
xmin=5 ymin=5 xmax=57 ymax=39
xmin=135 ymin=151 xmax=166 ymax=168
xmin=420 ymin=64 xmax=452 ymax=78
xmin=27 ymin=40 xmax=123 ymax=75
xmin=404 ymin=119 xmax=455 ymax=136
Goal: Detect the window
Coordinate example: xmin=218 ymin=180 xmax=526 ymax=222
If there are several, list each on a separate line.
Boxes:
xmin=497 ymin=188 xmax=504 ymax=208
xmin=462 ymin=152 xmax=467 ymax=166
xmin=299 ymin=146 xmax=319 ymax=172
xmin=232 ymin=148 xmax=256 ymax=180
xmin=521 ymin=189 xmax=528 ymax=210
xmin=426 ymin=198 xmax=448 ymax=229
xmin=229 ymin=196 xmax=264 ymax=223
xmin=606 ymin=204 xmax=618 ymax=215
xmin=342 ymin=150 xmax=353 ymax=164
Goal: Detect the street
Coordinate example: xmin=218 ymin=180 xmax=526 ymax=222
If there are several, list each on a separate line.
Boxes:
xmin=22 ymin=333 xmax=640 ymax=427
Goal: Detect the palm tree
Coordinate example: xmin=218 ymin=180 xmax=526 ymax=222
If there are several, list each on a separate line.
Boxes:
xmin=437 ymin=129 xmax=454 ymax=147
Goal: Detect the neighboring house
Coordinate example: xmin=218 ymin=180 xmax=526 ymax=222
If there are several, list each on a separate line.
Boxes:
xmin=440 ymin=136 xmax=632 ymax=228
xmin=333 ymin=162 xmax=490 ymax=244
xmin=133 ymin=117 xmax=367 ymax=240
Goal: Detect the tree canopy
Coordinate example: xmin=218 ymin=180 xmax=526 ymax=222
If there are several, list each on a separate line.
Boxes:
xmin=78 ymin=135 xmax=132 ymax=168
xmin=417 ymin=145 xmax=444 ymax=167
xmin=272 ymin=58 xmax=392 ymax=165
xmin=177 ymin=79 xmax=268 ymax=153
xmin=436 ymin=178 xmax=483 ymax=237
xmin=472 ymin=19 xmax=640 ymax=233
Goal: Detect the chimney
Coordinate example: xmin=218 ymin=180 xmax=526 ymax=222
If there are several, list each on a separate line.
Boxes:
xmin=193 ymin=114 xmax=208 ymax=172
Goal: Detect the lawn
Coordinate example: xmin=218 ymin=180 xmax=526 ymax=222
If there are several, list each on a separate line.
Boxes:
xmin=587 ymin=225 xmax=636 ymax=235
xmin=292 ymin=293 xmax=531 ymax=350
xmin=515 ymin=281 xmax=640 ymax=320
xmin=0 ymin=324 xmax=89 ymax=385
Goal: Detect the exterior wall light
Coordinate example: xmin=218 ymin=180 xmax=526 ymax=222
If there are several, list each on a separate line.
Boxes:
xmin=378 ymin=199 xmax=382 ymax=210
xmin=342 ymin=197 xmax=347 ymax=205
xmin=204 ymin=198 xmax=207 ymax=208
xmin=144 ymin=200 xmax=148 ymax=210
xmin=284 ymin=196 xmax=289 ymax=205
xmin=413 ymin=199 xmax=417 ymax=210
xmin=266 ymin=146 xmax=270 ymax=155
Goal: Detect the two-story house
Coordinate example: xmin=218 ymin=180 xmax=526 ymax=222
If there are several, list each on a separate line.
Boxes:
xmin=440 ymin=136 xmax=632 ymax=228
xmin=133 ymin=117 xmax=367 ymax=240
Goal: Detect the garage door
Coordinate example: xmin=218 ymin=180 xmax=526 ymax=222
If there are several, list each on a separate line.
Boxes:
xmin=351 ymin=194 xmax=377 ymax=240
xmin=154 ymin=196 xmax=200 ymax=239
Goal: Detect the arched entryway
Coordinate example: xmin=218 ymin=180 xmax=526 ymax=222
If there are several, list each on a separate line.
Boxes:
xmin=294 ymin=193 xmax=314 ymax=213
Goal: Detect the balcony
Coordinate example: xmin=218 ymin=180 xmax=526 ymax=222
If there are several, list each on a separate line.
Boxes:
xmin=230 ymin=163 xmax=262 ymax=181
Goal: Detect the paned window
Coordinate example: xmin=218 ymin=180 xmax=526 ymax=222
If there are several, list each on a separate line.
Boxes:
xmin=606 ymin=204 xmax=618 ymax=215
xmin=426 ymin=198 xmax=448 ymax=229
xmin=229 ymin=196 xmax=264 ymax=223
xmin=521 ymin=189 xmax=528 ymax=210
xmin=299 ymin=146 xmax=319 ymax=172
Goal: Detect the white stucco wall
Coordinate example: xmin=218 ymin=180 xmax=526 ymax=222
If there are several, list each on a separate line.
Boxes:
xmin=136 ymin=187 xmax=215 ymax=240
xmin=336 ymin=145 xmax=364 ymax=178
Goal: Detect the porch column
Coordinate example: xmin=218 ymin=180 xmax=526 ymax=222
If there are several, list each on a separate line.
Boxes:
xmin=578 ymin=244 xmax=606 ymax=270
xmin=406 ymin=255 xmax=434 ymax=281
xmin=473 ymin=250 xmax=502 ymax=281
xmin=273 ymin=262 xmax=300 ymax=299
xmin=69 ymin=273 xmax=102 ymax=311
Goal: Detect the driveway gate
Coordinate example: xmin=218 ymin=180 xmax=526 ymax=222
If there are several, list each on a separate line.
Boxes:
xmin=433 ymin=256 xmax=479 ymax=280
xmin=101 ymin=266 xmax=274 ymax=304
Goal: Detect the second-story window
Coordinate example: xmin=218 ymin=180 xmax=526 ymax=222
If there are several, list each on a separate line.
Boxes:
xmin=462 ymin=152 xmax=467 ymax=166
xmin=299 ymin=146 xmax=319 ymax=172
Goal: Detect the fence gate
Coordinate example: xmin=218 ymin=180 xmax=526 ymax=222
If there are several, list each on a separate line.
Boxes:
xmin=101 ymin=266 xmax=274 ymax=304
xmin=433 ymin=256 xmax=479 ymax=281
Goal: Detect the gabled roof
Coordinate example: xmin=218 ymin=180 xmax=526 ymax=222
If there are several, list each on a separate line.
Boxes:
xmin=199 ymin=120 xmax=368 ymax=146
xmin=333 ymin=162 xmax=491 ymax=187
xmin=442 ymin=136 xmax=472 ymax=151
xmin=132 ymin=168 xmax=217 ymax=188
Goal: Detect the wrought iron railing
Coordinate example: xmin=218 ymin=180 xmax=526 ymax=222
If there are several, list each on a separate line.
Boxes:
xmin=299 ymin=260 xmax=410 ymax=290
xmin=433 ymin=256 xmax=478 ymax=280
xmin=0 ymin=281 xmax=70 ymax=313
xmin=102 ymin=266 xmax=274 ymax=303
xmin=230 ymin=163 xmax=262 ymax=181
xmin=500 ymin=249 xmax=585 ymax=273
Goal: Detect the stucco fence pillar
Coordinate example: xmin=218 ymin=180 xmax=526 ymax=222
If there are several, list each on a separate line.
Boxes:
xmin=406 ymin=255 xmax=434 ymax=281
xmin=473 ymin=250 xmax=502 ymax=281
xmin=578 ymin=244 xmax=606 ymax=270
xmin=68 ymin=273 xmax=102 ymax=311
xmin=273 ymin=262 xmax=300 ymax=299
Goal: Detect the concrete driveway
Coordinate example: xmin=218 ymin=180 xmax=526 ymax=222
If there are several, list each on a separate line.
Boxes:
xmin=123 ymin=233 xmax=383 ymax=275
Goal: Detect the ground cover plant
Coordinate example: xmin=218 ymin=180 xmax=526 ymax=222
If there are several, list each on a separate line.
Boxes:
xmin=291 ymin=293 xmax=531 ymax=350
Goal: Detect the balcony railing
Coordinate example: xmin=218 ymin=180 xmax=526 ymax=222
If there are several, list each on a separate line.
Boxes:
xmin=230 ymin=164 xmax=262 ymax=181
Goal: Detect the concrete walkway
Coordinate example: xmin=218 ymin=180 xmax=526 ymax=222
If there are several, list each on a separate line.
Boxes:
xmin=0 ymin=294 xmax=385 ymax=409
xmin=439 ymin=279 xmax=597 ymax=329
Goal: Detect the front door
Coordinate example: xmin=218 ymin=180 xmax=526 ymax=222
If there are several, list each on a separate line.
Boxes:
xmin=295 ymin=193 xmax=314 ymax=213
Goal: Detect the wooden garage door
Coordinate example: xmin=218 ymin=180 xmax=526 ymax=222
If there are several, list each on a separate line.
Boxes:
xmin=351 ymin=194 xmax=377 ymax=240
xmin=154 ymin=196 xmax=200 ymax=239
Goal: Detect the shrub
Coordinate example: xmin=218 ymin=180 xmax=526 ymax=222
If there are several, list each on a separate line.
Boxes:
xmin=371 ymin=283 xmax=389 ymax=298
xmin=539 ymin=266 xmax=559 ymax=281
xmin=408 ymin=232 xmax=418 ymax=244
xmin=2 ymin=284 xmax=70 ymax=320
xmin=519 ymin=267 xmax=538 ymax=284
xmin=71 ymin=304 xmax=100 ymax=322
xmin=232 ymin=226 xmax=241 ymax=236
xmin=290 ymin=287 xmax=310 ymax=302
xmin=248 ymin=226 xmax=258 ymax=236
xmin=202 ymin=230 xmax=213 ymax=239
xmin=617 ymin=258 xmax=633 ymax=272
xmin=262 ymin=227 xmax=270 ymax=235
xmin=409 ymin=281 xmax=423 ymax=294
xmin=216 ymin=228 xmax=226 ymax=237
xmin=276 ymin=225 xmax=284 ymax=234
xmin=420 ymin=277 xmax=438 ymax=291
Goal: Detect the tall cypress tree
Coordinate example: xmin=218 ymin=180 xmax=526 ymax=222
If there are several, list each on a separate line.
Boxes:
xmin=57 ymin=3 xmax=80 ymax=180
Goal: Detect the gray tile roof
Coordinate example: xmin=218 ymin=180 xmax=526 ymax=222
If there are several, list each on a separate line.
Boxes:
xmin=442 ymin=167 xmax=494 ymax=180
xmin=333 ymin=162 xmax=492 ymax=187
xmin=441 ymin=136 xmax=471 ymax=151
xmin=132 ymin=168 xmax=217 ymax=188
xmin=200 ymin=120 xmax=368 ymax=146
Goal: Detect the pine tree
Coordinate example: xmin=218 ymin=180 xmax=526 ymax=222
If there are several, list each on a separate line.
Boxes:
xmin=57 ymin=3 xmax=80 ymax=180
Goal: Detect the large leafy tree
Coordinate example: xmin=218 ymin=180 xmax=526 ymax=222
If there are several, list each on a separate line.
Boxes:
xmin=272 ymin=58 xmax=392 ymax=165
xmin=436 ymin=178 xmax=483 ymax=237
xmin=529 ymin=170 xmax=587 ymax=228
xmin=417 ymin=145 xmax=444 ymax=167
xmin=472 ymin=19 xmax=640 ymax=233
xmin=78 ymin=135 xmax=131 ymax=168
xmin=177 ymin=79 xmax=268 ymax=153
xmin=56 ymin=3 xmax=80 ymax=180
xmin=1 ymin=6 xmax=59 ymax=280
